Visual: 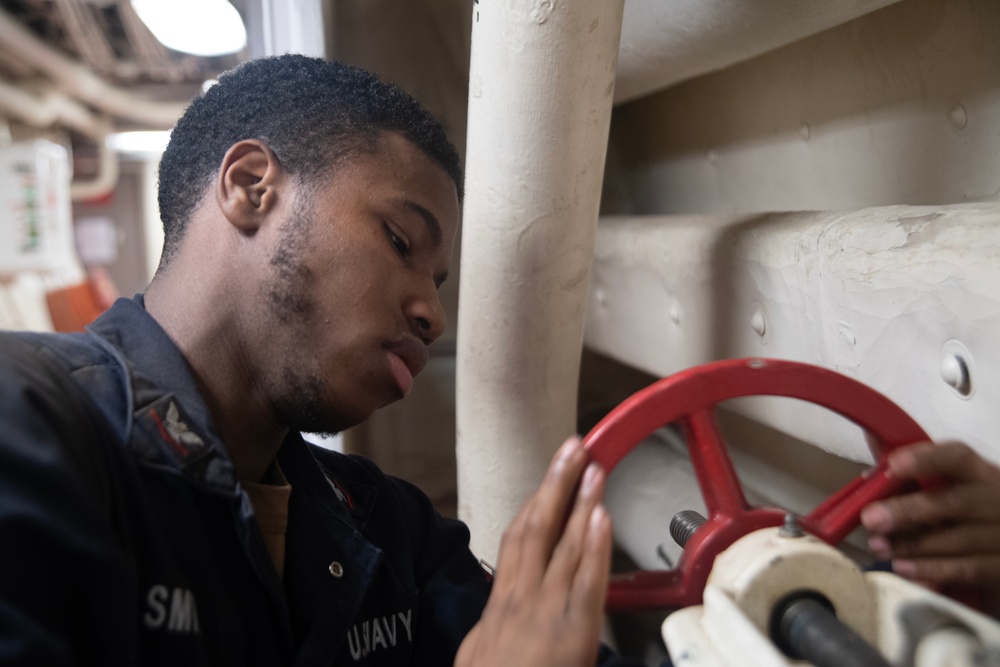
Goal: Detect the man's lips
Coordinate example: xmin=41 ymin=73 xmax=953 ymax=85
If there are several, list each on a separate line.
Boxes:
xmin=385 ymin=338 xmax=428 ymax=397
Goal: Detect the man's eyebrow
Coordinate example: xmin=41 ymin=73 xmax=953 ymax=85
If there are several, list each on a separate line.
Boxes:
xmin=403 ymin=200 xmax=443 ymax=247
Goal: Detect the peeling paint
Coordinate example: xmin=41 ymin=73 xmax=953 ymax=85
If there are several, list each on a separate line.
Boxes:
xmin=530 ymin=0 xmax=554 ymax=24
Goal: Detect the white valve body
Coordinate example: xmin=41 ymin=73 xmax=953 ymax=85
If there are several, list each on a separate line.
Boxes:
xmin=662 ymin=527 xmax=1000 ymax=666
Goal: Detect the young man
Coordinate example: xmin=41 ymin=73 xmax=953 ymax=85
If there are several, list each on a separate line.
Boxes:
xmin=0 ymin=55 xmax=614 ymax=666
xmin=0 ymin=54 xmax=996 ymax=667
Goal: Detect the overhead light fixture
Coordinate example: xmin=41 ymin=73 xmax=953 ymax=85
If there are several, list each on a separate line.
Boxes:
xmin=131 ymin=0 xmax=247 ymax=57
xmin=107 ymin=131 xmax=171 ymax=155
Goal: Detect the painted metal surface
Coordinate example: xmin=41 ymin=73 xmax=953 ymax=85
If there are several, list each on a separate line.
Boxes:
xmin=585 ymin=204 xmax=1000 ymax=465
xmin=610 ymin=0 xmax=1000 ymax=215
xmin=615 ymin=0 xmax=902 ymax=104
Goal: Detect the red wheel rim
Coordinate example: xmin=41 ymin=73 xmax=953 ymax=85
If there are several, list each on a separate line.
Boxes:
xmin=582 ymin=358 xmax=929 ymax=612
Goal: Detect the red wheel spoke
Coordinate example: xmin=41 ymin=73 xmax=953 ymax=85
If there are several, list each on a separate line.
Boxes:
xmin=681 ymin=408 xmax=748 ymax=515
xmin=803 ymin=462 xmax=901 ymax=543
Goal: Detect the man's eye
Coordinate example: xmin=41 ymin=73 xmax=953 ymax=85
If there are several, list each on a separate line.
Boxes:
xmin=386 ymin=226 xmax=410 ymax=257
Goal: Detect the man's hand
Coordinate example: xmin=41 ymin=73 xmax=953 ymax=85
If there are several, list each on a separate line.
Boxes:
xmin=861 ymin=440 xmax=1000 ymax=590
xmin=455 ymin=436 xmax=612 ymax=667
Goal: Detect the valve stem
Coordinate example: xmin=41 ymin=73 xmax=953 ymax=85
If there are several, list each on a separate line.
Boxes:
xmin=670 ymin=509 xmax=707 ymax=548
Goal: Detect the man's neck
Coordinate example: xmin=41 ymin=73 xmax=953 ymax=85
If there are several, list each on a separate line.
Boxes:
xmin=145 ymin=271 xmax=288 ymax=483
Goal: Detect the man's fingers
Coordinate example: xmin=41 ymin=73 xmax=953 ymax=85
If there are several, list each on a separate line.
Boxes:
xmin=493 ymin=436 xmax=589 ymax=594
xmin=886 ymin=441 xmax=1000 ymax=483
xmin=861 ymin=482 xmax=1000 ymax=533
xmin=869 ymin=522 xmax=1000 ymax=560
xmin=891 ymin=554 xmax=1000 ymax=586
xmin=542 ymin=463 xmax=605 ymax=600
xmin=460 ymin=438 xmax=613 ymax=667
xmin=522 ymin=436 xmax=589 ymax=559
xmin=457 ymin=502 xmax=614 ymax=667
xmin=566 ymin=505 xmax=612 ymax=623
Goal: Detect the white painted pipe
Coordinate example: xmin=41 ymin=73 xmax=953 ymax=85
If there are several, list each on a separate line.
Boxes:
xmin=0 ymin=7 xmax=185 ymax=129
xmin=0 ymin=81 xmax=105 ymax=138
xmin=0 ymin=81 xmax=118 ymax=201
xmin=615 ymin=0 xmax=904 ymax=104
xmin=69 ymin=125 xmax=120 ymax=203
xmin=457 ymin=0 xmax=625 ymax=560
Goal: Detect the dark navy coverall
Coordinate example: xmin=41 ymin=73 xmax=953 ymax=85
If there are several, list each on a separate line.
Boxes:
xmin=0 ymin=296 xmax=639 ymax=666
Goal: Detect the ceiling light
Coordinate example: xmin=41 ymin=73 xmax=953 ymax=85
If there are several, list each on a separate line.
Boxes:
xmin=131 ymin=0 xmax=247 ymax=57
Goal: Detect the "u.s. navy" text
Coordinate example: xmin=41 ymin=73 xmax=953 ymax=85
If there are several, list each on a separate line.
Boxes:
xmin=347 ymin=609 xmax=413 ymax=660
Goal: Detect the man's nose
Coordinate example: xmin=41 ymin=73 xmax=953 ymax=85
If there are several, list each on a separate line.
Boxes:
xmin=408 ymin=284 xmax=447 ymax=345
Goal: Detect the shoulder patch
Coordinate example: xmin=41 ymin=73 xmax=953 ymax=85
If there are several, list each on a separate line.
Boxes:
xmin=139 ymin=396 xmax=209 ymax=463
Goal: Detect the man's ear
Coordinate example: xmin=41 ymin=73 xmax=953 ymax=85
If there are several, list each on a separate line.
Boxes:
xmin=216 ymin=140 xmax=284 ymax=232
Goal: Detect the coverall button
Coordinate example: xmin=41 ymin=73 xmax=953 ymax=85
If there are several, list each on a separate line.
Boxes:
xmin=328 ymin=561 xmax=344 ymax=578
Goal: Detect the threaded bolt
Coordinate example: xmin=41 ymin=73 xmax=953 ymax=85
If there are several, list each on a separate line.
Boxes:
xmin=670 ymin=510 xmax=707 ymax=548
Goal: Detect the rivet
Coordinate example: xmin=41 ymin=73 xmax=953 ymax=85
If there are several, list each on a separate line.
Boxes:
xmin=750 ymin=304 xmax=766 ymax=337
xmin=669 ymin=302 xmax=682 ymax=325
xmin=949 ymin=103 xmax=968 ymax=130
xmin=940 ymin=355 xmax=971 ymax=396
xmin=940 ymin=340 xmax=973 ymax=399
xmin=328 ymin=561 xmax=344 ymax=578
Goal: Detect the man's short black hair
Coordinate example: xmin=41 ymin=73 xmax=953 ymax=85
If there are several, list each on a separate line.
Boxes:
xmin=156 ymin=54 xmax=462 ymax=262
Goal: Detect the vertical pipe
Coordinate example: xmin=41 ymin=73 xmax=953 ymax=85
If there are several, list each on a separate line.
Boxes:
xmin=456 ymin=0 xmax=625 ymax=560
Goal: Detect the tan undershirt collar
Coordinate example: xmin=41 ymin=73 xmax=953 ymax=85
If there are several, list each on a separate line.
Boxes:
xmin=242 ymin=462 xmax=292 ymax=579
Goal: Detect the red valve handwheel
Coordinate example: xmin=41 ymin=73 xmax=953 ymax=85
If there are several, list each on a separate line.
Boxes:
xmin=582 ymin=358 xmax=931 ymax=612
